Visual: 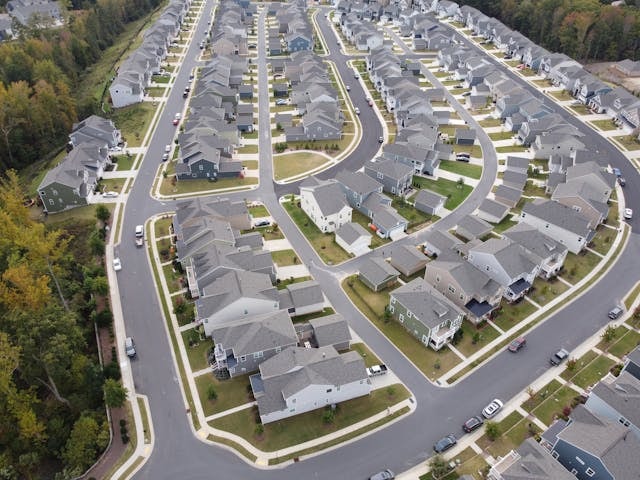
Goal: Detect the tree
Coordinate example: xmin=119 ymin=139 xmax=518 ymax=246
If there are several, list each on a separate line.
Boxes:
xmin=485 ymin=420 xmax=500 ymax=441
xmin=104 ymin=378 xmax=127 ymax=408
xmin=62 ymin=414 xmax=101 ymax=474
xmin=95 ymin=204 xmax=110 ymax=223
xmin=429 ymin=454 xmax=449 ymax=479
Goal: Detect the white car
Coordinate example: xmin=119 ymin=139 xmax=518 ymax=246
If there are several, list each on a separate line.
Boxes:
xmin=103 ymin=191 xmax=119 ymax=198
xmin=482 ymin=399 xmax=503 ymax=419
xmin=113 ymin=257 xmax=122 ymax=272
xmin=354 ymin=107 xmax=360 ymax=115
xmin=165 ymin=144 xmax=172 ymax=153
xmin=624 ymin=208 xmax=633 ymax=220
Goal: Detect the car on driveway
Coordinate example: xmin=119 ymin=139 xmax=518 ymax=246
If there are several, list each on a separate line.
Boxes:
xmin=462 ymin=416 xmax=484 ymax=433
xmin=103 ymin=191 xmax=118 ymax=198
xmin=624 ymin=208 xmax=633 ymax=220
xmin=508 ymin=337 xmax=526 ymax=352
xmin=608 ymin=306 xmax=623 ymax=319
xmin=113 ymin=257 xmax=122 ymax=272
xmin=550 ymin=348 xmax=570 ymax=366
xmin=369 ymin=470 xmax=394 ymax=480
xmin=254 ymin=220 xmax=270 ymax=228
xmin=125 ymin=337 xmax=136 ymax=358
xmin=482 ymin=399 xmax=503 ymax=419
xmin=275 ymin=99 xmax=288 ymax=105
xmin=433 ymin=434 xmax=457 ymax=453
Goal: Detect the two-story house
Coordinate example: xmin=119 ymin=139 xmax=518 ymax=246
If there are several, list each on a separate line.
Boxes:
xmin=502 ymin=223 xmax=567 ymax=279
xmin=299 ymin=177 xmax=352 ymax=233
xmin=364 ymin=158 xmax=414 ymax=196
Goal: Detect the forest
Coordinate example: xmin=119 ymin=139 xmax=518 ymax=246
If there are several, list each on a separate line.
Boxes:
xmin=0 ymin=0 xmax=163 ymax=173
xmin=458 ymin=0 xmax=640 ymax=62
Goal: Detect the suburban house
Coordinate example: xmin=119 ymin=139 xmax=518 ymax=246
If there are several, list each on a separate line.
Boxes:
xmin=382 ymin=141 xmax=441 ymax=176
xmin=69 ymin=115 xmax=122 ymax=149
xmin=299 ymin=177 xmax=352 ymax=233
xmin=389 ymin=278 xmax=464 ymax=350
xmin=175 ymin=137 xmax=242 ymax=180
xmin=358 ymin=257 xmax=400 ymax=292
xmin=6 ymin=0 xmax=63 ymax=26
xmin=488 ymin=438 xmax=575 ymax=480
xmin=389 ymin=245 xmax=429 ymax=277
xmin=335 ymin=222 xmax=372 ymax=257
xmin=277 ymin=280 xmax=325 ymax=318
xmin=622 ymin=345 xmax=640 ymax=381
xmin=455 ymin=128 xmax=476 ymax=145
xmin=502 ymin=223 xmax=567 ymax=279
xmin=250 ymin=346 xmax=371 ymax=424
xmin=467 ymin=238 xmax=540 ymax=302
xmin=422 ymin=229 xmax=462 ymax=257
xmin=456 ymin=214 xmax=493 ymax=241
xmin=493 ymin=184 xmax=522 ymax=208
xmin=414 ymin=189 xmax=446 ymax=216
xmin=304 ymin=314 xmax=352 ymax=351
xmin=211 ymin=310 xmax=298 ymax=378
xmin=364 ymin=159 xmax=414 ymax=196
xmin=38 ymin=142 xmax=111 ymax=214
xmin=520 ymin=199 xmax=595 ymax=254
xmin=545 ymin=405 xmax=640 ymax=480
xmin=476 ymin=198 xmax=510 ymax=224
xmin=425 ymin=251 xmax=504 ymax=324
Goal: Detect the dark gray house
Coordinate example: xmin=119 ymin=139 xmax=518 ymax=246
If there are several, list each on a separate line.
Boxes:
xmin=455 ymin=128 xmax=476 ymax=145
xmin=414 ymin=189 xmax=447 ymax=216
xmin=364 ymin=159 xmax=413 ymax=196
xmin=358 ymin=257 xmax=399 ymax=292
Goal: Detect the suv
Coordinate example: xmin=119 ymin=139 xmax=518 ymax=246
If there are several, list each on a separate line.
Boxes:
xmin=462 ymin=416 xmax=484 ymax=433
xmin=135 ymin=225 xmax=144 ymax=247
xmin=508 ymin=337 xmax=526 ymax=352
xmin=550 ymin=348 xmax=569 ymax=366
xmin=608 ymin=306 xmax=623 ymax=320
xmin=125 ymin=337 xmax=136 ymax=358
xmin=434 ymin=434 xmax=457 ymax=453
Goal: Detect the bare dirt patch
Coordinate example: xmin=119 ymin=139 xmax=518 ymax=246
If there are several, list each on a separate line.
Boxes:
xmin=584 ymin=62 xmax=640 ymax=95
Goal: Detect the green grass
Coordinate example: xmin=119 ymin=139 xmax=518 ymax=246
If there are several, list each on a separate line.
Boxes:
xmin=452 ymin=144 xmax=483 ymax=157
xmin=154 ymin=217 xmax=173 ymax=239
xmin=277 ymin=276 xmax=313 ymax=290
xmin=495 ymin=145 xmax=529 ymax=153
xmin=611 ymin=135 xmax=640 ymax=151
xmin=208 ymin=435 xmax=257 ymax=462
xmin=479 ymin=118 xmax=503 ymax=129
xmin=489 ymin=131 xmax=515 ymax=141
xmin=571 ymin=355 xmax=616 ymax=389
xmin=237 ymin=145 xmax=259 ymax=154
xmin=342 ymin=276 xmax=461 ymax=379
xmin=248 ymin=205 xmax=269 ymax=217
xmin=181 ymin=330 xmax=212 ymax=372
xmin=624 ymin=282 xmax=640 ymax=310
xmin=521 ymin=379 xmax=563 ymax=412
xmin=491 ymin=299 xmax=537 ymax=332
xmin=243 ymin=160 xmax=258 ymax=170
xmin=159 ymin=176 xmax=258 ymax=195
xmin=391 ymin=198 xmax=434 ymax=232
xmin=273 ymin=152 xmax=328 ymax=180
xmin=590 ymin=119 xmax=619 ymax=131
xmin=453 ymin=321 xmax=501 ymax=358
xmin=271 ymin=249 xmax=299 ymax=266
xmin=282 ymin=202 xmax=351 ymax=265
xmin=492 ymin=216 xmax=517 ymax=233
xmin=438 ymin=160 xmax=482 ymax=179
xmin=146 ymin=87 xmax=167 ymax=97
xmin=570 ymin=104 xmax=592 ymax=115
xmin=109 ymin=102 xmax=157 ymax=148
xmin=561 ymin=251 xmax=601 ymax=285
xmin=550 ymin=90 xmax=574 ymax=101
xmin=527 ymin=278 xmax=569 ymax=306
xmin=137 ymin=397 xmax=151 ymax=444
xmin=597 ymin=326 xmax=630 ymax=352
xmin=608 ymin=329 xmax=640 ymax=359
xmin=162 ymin=264 xmax=184 ymax=294
xmin=210 ymin=385 xmax=410 ymax=451
xmin=412 ymin=176 xmax=473 ymax=210
xmin=195 ymin=374 xmax=253 ymax=417
xmin=112 ymin=154 xmax=136 ymax=170
xmin=531 ymin=386 xmax=579 ymax=425
xmin=37 ymin=203 xmax=115 ymax=225
xmin=589 ymin=228 xmax=615 ymax=256
xmin=350 ymin=343 xmax=382 ymax=367
xmin=476 ymin=411 xmax=526 ymax=458
xmin=560 ymin=350 xmax=599 ymax=381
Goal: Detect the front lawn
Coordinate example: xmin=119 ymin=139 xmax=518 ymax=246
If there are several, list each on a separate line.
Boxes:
xmin=273 ymin=152 xmax=329 ymax=180
xmin=495 ymin=145 xmax=529 ymax=153
xmin=453 ymin=321 xmax=501 ymax=358
xmin=590 ymin=119 xmax=619 ymax=131
xmin=438 ymin=160 xmax=482 ymax=179
xmin=570 ymin=355 xmax=616 ymax=389
xmin=350 ymin=342 xmax=382 ymax=367
xmin=531 ymin=386 xmax=579 ymax=425
xmin=527 ymin=278 xmax=569 ymax=306
xmin=521 ymin=379 xmax=563 ymax=412
xmin=492 ymin=216 xmax=517 ymax=233
xmin=248 ymin=204 xmax=269 ymax=217
xmin=589 ymin=227 xmax=615 ymax=256
xmin=391 ymin=198 xmax=434 ymax=232
xmin=210 ymin=384 xmax=410 ymax=451
xmin=611 ymin=135 xmax=640 ymax=151
xmin=476 ymin=411 xmax=527 ymax=458
xmin=608 ymin=329 xmax=640 ymax=359
xmin=181 ymin=329 xmax=212 ymax=372
xmin=479 ymin=118 xmax=502 ymax=128
xmin=412 ymin=176 xmax=473 ymax=210
xmin=271 ymin=249 xmax=299 ymax=267
xmin=282 ymin=202 xmax=351 ymax=265
xmin=195 ymin=374 xmax=253 ymax=417
xmin=109 ymin=102 xmax=157 ymax=148
xmin=491 ymin=299 xmax=537 ymax=332
xmin=342 ymin=276 xmax=461 ymax=379
xmin=561 ymin=251 xmax=601 ymax=285
xmin=550 ymin=90 xmax=574 ymax=101
xmin=569 ymin=104 xmax=591 ymax=115
xmin=489 ymin=131 xmax=514 ymax=141
xmin=560 ymin=350 xmax=599 ymax=381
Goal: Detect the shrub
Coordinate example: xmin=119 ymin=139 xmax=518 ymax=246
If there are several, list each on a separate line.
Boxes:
xmin=322 ymin=409 xmax=335 ymax=424
xmin=207 ymin=385 xmax=217 ymax=401
xmin=485 ymin=420 xmax=500 ymax=441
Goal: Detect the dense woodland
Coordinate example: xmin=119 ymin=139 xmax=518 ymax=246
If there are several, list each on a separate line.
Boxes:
xmin=0 ymin=0 xmax=163 ymax=173
xmin=458 ymin=0 xmax=640 ymax=62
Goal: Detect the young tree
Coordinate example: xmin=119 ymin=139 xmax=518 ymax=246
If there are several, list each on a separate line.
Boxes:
xmin=95 ymin=204 xmax=110 ymax=223
xmin=429 ymin=454 xmax=449 ymax=479
xmin=485 ymin=420 xmax=500 ymax=441
xmin=104 ymin=378 xmax=127 ymax=408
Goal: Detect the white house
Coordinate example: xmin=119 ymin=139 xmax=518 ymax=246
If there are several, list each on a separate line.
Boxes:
xmin=520 ymin=199 xmax=595 ymax=254
xmin=335 ymin=222 xmax=371 ymax=256
xmin=299 ymin=177 xmax=352 ymax=233
xmin=109 ymin=72 xmax=145 ymax=108
xmin=251 ymin=346 xmax=371 ymax=424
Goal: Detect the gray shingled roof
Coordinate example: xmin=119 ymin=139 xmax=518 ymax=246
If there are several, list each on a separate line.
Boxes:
xmin=494 ymin=184 xmax=523 ymax=207
xmin=336 ymin=169 xmax=383 ymax=195
xmin=391 ymin=278 xmax=462 ymax=329
xmin=390 ymin=245 xmax=428 ymax=274
xmin=367 ymin=158 xmax=414 ymax=180
xmin=469 ymin=238 xmax=538 ymax=278
xmin=359 ymin=257 xmax=400 ymax=286
xmin=457 ymin=214 xmax=493 ymax=238
xmin=422 ymin=230 xmax=462 ymax=255
xmin=427 ymin=251 xmax=502 ymax=299
xmin=522 ymin=199 xmax=593 ymax=236
xmin=499 ymin=438 xmax=575 ymax=480
xmin=309 ymin=314 xmax=351 ymax=348
xmin=300 ymin=177 xmax=350 ymax=217
xmin=558 ymin=405 xmax=640 ymax=479
xmin=503 ymin=223 xmax=567 ymax=262
xmin=210 ymin=310 xmax=297 ymax=357
xmin=414 ymin=189 xmax=447 ymax=209
xmin=278 ymin=280 xmax=324 ymax=311
xmin=478 ymin=198 xmax=510 ymax=222
xmin=505 ymin=155 xmax=530 ymax=173
xmin=336 ymin=222 xmax=370 ymax=244
xmin=589 ymin=371 xmax=640 ymax=429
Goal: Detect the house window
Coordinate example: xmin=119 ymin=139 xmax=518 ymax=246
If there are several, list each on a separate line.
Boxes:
xmin=585 ymin=468 xmax=595 ymax=477
xmin=407 ymin=311 xmax=413 ymax=318
xmin=575 ymin=456 xmax=585 ymax=465
xmin=570 ymin=469 xmax=578 ymax=475
xmin=199 ymin=165 xmax=204 ymax=171
xmin=52 ymin=189 xmax=58 ymax=196
xmin=49 ymin=199 xmax=54 ymax=206
xmin=572 ymin=205 xmax=581 ymax=212
xmin=545 ymin=223 xmax=549 ymax=228
xmin=390 ymin=297 xmax=396 ymax=304
xmin=485 ymin=266 xmax=490 ymax=271
xmin=619 ymin=417 xmax=630 ymax=426
xmin=244 ymin=309 xmax=248 ymax=314
xmin=551 ymin=450 xmax=559 ymax=459
xmin=275 ymin=346 xmax=281 ymax=353
xmin=399 ymin=313 xmax=404 ymax=323
xmin=435 ymin=275 xmax=440 ymax=283
xmin=239 ymin=355 xmax=246 ymax=362
xmin=389 ymin=306 xmax=394 ymax=314
xmin=448 ymin=285 xmax=456 ymax=294
xmin=460 ymin=294 xmax=464 ymax=300
xmin=326 ymin=388 xmax=332 ymax=393
xmin=253 ymin=351 xmax=264 ymax=359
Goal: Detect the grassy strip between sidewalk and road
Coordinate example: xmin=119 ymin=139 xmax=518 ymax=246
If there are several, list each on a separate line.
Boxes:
xmin=137 ymin=397 xmax=152 ymax=444
xmin=269 ymin=406 xmax=411 ymax=465
xmin=210 ymin=385 xmax=410 ymax=452
xmin=446 ymin=225 xmax=630 ymax=384
xmin=624 ymin=281 xmax=640 ymax=310
xmin=208 ymin=435 xmax=258 ymax=463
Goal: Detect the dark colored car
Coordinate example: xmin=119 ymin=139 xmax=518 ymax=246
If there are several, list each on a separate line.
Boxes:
xmin=550 ymin=348 xmax=569 ymax=366
xmin=254 ymin=220 xmax=270 ymax=227
xmin=434 ymin=434 xmax=457 ymax=453
xmin=462 ymin=416 xmax=484 ymax=433
xmin=508 ymin=337 xmax=526 ymax=352
xmin=608 ymin=306 xmax=623 ymax=319
xmin=618 ymin=177 xmax=626 ymax=187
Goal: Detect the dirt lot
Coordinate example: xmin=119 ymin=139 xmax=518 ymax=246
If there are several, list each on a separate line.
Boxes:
xmin=585 ymin=62 xmax=640 ymax=95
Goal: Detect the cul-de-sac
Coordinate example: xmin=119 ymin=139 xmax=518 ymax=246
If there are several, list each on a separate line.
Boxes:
xmin=2 ymin=0 xmax=640 ymax=479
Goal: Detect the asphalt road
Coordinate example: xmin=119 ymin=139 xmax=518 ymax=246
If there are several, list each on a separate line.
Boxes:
xmin=122 ymin=4 xmax=640 ymax=479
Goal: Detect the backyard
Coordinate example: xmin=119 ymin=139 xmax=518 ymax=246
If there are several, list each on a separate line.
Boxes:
xmin=273 ymin=152 xmax=329 ymax=180
xmin=109 ymin=102 xmax=157 ymax=148
xmin=412 ymin=176 xmax=473 ymax=210
xmin=438 ymin=160 xmax=482 ymax=179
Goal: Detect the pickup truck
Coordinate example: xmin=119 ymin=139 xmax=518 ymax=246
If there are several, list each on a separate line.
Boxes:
xmin=367 ymin=364 xmax=388 ymax=377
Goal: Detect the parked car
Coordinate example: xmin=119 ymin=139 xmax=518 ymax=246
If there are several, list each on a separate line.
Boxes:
xmin=378 ymin=136 xmax=384 ymax=143
xmin=462 ymin=416 xmax=484 ymax=433
xmin=346 ymin=85 xmax=351 ymax=91
xmin=354 ymin=72 xmax=359 ymax=79
xmin=369 ymin=470 xmax=394 ymax=480
xmin=113 ymin=257 xmax=122 ymax=272
xmin=608 ymin=306 xmax=623 ymax=320
xmin=162 ymin=153 xmax=169 ymax=162
xmin=165 ymin=144 xmax=172 ymax=153
xmin=254 ymin=220 xmax=270 ymax=227
xmin=355 ymin=107 xmax=360 ymax=115
xmin=462 ymin=91 xmax=471 ymax=96
xmin=125 ymin=337 xmax=136 ymax=358
xmin=368 ymin=99 xmax=374 ymax=106
xmin=248 ymin=43 xmax=257 ymax=49
xmin=624 ymin=208 xmax=633 ymax=220
xmin=612 ymin=167 xmax=622 ymax=177
xmin=482 ymin=399 xmax=503 ymax=419
xmin=103 ymin=191 xmax=119 ymax=198
xmin=618 ymin=177 xmax=626 ymax=187
xmin=508 ymin=337 xmax=527 ymax=352
xmin=275 ymin=99 xmax=288 ymax=105
xmin=550 ymin=348 xmax=570 ymax=366
xmin=434 ymin=434 xmax=457 ymax=453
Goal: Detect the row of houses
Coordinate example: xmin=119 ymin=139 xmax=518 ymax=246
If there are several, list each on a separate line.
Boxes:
xmin=109 ymin=0 xmax=191 ymax=108
xmin=172 ymin=197 xmax=372 ymax=424
xmin=38 ymin=115 xmax=122 ymax=213
xmin=266 ymin=0 xmax=314 ymax=55
xmin=490 ymin=347 xmax=640 ymax=480
xmin=209 ymin=0 xmax=254 ymax=57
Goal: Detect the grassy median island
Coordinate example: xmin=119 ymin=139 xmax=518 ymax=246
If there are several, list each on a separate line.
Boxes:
xmin=209 ymin=384 xmax=409 ymax=452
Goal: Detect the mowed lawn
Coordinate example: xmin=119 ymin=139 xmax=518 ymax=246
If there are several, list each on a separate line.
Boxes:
xmin=210 ymin=384 xmax=410 ymax=451
xmin=273 ymin=152 xmax=329 ymax=180
xmin=412 ymin=176 xmax=473 ymax=210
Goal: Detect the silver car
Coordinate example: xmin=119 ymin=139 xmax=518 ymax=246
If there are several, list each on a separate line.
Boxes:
xmin=125 ymin=337 xmax=136 ymax=358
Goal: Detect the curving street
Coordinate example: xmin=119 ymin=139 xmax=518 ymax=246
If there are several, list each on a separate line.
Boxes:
xmin=112 ymin=2 xmax=640 ymax=479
